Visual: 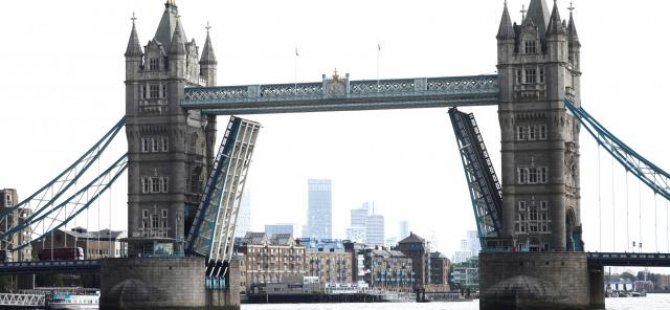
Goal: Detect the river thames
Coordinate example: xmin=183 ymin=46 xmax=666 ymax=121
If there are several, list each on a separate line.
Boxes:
xmin=242 ymin=294 xmax=670 ymax=310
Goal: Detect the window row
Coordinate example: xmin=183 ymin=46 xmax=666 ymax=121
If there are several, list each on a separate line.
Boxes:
xmin=517 ymin=167 xmax=548 ymax=184
xmin=140 ymin=84 xmax=168 ymax=99
xmin=517 ymin=125 xmax=548 ymax=141
xmin=141 ymin=176 xmax=169 ymax=193
xmin=515 ymin=201 xmax=551 ymax=234
xmin=515 ymin=68 xmax=545 ymax=84
xmin=141 ymin=137 xmax=169 ymax=153
xmin=141 ymin=208 xmax=169 ymax=219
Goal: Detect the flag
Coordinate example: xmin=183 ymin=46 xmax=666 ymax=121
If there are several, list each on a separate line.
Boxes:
xmin=378 ymin=43 xmax=381 ymax=52
xmin=295 ymin=47 xmax=299 ymax=57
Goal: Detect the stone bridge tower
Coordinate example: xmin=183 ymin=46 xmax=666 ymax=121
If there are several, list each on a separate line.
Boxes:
xmin=496 ymin=0 xmax=582 ymax=252
xmin=123 ymin=1 xmax=218 ymax=256
xmin=480 ymin=1 xmax=603 ymax=310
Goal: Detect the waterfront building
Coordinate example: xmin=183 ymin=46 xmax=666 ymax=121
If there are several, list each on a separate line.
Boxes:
xmin=238 ymin=232 xmax=306 ymax=292
xmin=363 ymin=247 xmax=414 ymax=290
xmin=428 ymin=252 xmax=450 ymax=291
xmin=305 ymin=179 xmax=332 ymax=240
xmin=235 ymin=191 xmax=252 ymax=238
xmin=0 ymin=188 xmax=32 ymax=261
xmin=264 ymin=223 xmax=295 ymax=237
xmin=31 ymin=227 xmax=126 ymax=259
xmin=449 ymin=256 xmax=479 ymax=290
xmin=397 ymin=232 xmax=431 ymax=289
xmin=302 ymin=239 xmax=353 ymax=284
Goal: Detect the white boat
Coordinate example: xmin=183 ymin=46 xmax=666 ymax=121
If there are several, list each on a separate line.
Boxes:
xmin=47 ymin=288 xmax=99 ymax=310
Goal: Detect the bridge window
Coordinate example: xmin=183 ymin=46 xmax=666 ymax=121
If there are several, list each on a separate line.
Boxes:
xmin=517 ymin=126 xmax=527 ymax=140
xmin=162 ymin=85 xmax=167 ymax=98
xmin=161 ymin=137 xmax=169 ymax=152
xmin=539 ymin=68 xmax=545 ymax=84
xmin=539 ymin=167 xmax=548 ymax=183
xmin=518 ymin=168 xmax=528 ymax=184
xmin=142 ymin=209 xmax=149 ymax=219
xmin=161 ymin=209 xmax=168 ymax=218
xmin=539 ymin=125 xmax=547 ymax=140
xmin=152 ymin=138 xmax=159 ymax=152
xmin=150 ymin=85 xmax=160 ymax=98
xmin=149 ymin=58 xmax=159 ymax=71
xmin=516 ymin=69 xmax=523 ymax=84
xmin=529 ymin=168 xmax=538 ymax=183
xmin=528 ymin=126 xmax=537 ymax=140
xmin=524 ymin=41 xmax=537 ymax=54
xmin=525 ymin=69 xmax=536 ymax=84
xmin=141 ymin=138 xmax=150 ymax=152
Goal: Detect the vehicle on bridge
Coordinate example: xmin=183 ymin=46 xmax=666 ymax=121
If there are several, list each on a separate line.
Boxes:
xmin=0 ymin=250 xmax=12 ymax=262
xmin=38 ymin=247 xmax=84 ymax=261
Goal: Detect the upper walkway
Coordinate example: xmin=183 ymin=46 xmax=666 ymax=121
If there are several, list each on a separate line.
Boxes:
xmin=0 ymin=260 xmax=99 ymax=273
xmin=587 ymin=252 xmax=670 ymax=267
xmin=181 ymin=74 xmax=499 ymax=114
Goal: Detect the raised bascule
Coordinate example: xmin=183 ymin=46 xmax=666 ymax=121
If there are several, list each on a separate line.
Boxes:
xmin=3 ymin=0 xmax=670 ymax=309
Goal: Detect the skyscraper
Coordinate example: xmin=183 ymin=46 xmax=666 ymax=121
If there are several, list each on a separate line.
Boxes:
xmin=305 ymin=179 xmax=332 ymax=240
xmin=399 ymin=220 xmax=410 ymax=240
xmin=235 ymin=191 xmax=252 ymax=238
xmin=366 ymin=213 xmax=385 ymax=246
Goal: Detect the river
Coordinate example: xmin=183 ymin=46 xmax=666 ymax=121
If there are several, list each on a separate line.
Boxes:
xmin=241 ymin=294 xmax=670 ymax=310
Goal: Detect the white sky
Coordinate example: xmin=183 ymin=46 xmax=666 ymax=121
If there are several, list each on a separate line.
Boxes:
xmin=2 ymin=0 xmax=670 ymax=258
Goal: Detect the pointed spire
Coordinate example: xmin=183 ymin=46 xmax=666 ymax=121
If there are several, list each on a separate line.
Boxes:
xmin=567 ymin=2 xmax=581 ymax=46
xmin=125 ymin=13 xmax=143 ymax=57
xmin=546 ymin=0 xmax=566 ymax=35
xmin=497 ymin=2 xmax=515 ymax=40
xmin=200 ymin=22 xmax=218 ymax=65
xmin=169 ymin=19 xmax=186 ymax=55
xmin=154 ymin=1 xmax=187 ymax=48
xmin=524 ymin=0 xmax=551 ymax=35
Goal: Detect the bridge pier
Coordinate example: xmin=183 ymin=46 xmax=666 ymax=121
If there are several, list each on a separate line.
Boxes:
xmin=480 ymin=252 xmax=604 ymax=310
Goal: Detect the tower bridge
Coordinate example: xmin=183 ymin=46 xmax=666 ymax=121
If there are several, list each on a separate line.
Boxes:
xmin=2 ymin=0 xmax=670 ymax=309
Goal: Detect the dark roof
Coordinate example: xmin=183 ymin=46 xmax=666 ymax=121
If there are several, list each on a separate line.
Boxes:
xmin=269 ymin=233 xmax=293 ymax=245
xmin=153 ymin=1 xmax=187 ymax=48
xmin=496 ymin=2 xmax=515 ymax=40
xmin=125 ymin=23 xmax=143 ymax=57
xmin=398 ymin=232 xmax=426 ymax=244
xmin=200 ymin=30 xmax=217 ymax=65
xmin=523 ymin=0 xmax=551 ymax=36
xmin=243 ymin=232 xmax=267 ymax=245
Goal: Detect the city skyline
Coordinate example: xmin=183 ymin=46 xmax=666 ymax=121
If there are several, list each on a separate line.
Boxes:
xmin=1 ymin=0 xmax=670 ymax=256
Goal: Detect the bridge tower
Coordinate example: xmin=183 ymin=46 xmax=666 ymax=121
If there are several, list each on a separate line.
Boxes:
xmin=497 ymin=0 xmax=582 ymax=253
xmin=481 ymin=1 xmax=602 ymax=309
xmin=123 ymin=1 xmax=217 ymax=256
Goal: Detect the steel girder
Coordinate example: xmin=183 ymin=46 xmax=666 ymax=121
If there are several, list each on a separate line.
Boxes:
xmin=186 ymin=116 xmax=260 ymax=274
xmin=564 ymin=100 xmax=670 ymax=201
xmin=181 ymin=75 xmax=499 ymax=114
xmin=448 ymin=109 xmax=503 ymax=248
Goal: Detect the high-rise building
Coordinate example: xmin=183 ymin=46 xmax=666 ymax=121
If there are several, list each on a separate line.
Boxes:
xmin=264 ymin=223 xmax=295 ymax=237
xmin=399 ymin=221 xmax=410 ymax=240
xmin=467 ymin=230 xmax=481 ymax=255
xmin=366 ymin=214 xmax=385 ymax=247
xmin=347 ymin=203 xmax=369 ymax=242
xmin=235 ymin=191 xmax=252 ymax=238
xmin=305 ymin=179 xmax=332 ymax=240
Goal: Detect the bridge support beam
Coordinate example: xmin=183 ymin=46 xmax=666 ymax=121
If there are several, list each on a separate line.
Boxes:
xmin=480 ymin=252 xmax=602 ymax=310
xmin=588 ymin=265 xmax=605 ymax=309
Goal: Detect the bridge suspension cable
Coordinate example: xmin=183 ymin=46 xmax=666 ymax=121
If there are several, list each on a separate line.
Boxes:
xmin=0 ymin=117 xmax=126 ymax=222
xmin=4 ymin=154 xmax=128 ymax=251
xmin=565 ymin=100 xmax=670 ymax=201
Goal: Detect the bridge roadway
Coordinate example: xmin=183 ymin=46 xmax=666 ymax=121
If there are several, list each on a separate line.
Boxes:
xmin=0 ymin=252 xmax=666 ymax=274
xmin=181 ymin=74 xmax=499 ymax=114
xmin=586 ymin=252 xmax=670 ymax=267
xmin=0 ymin=260 xmax=99 ymax=273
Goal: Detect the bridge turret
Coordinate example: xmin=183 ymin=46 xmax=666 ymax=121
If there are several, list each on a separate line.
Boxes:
xmin=168 ymin=20 xmax=187 ymax=79
xmin=567 ymin=6 xmax=581 ymax=71
xmin=496 ymin=2 xmax=516 ymax=103
xmin=199 ymin=25 xmax=218 ymax=175
xmin=124 ymin=18 xmax=143 ymax=80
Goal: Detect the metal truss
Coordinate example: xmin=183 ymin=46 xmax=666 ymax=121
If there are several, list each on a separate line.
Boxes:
xmin=0 ymin=117 xmax=125 ymax=222
xmin=448 ymin=109 xmax=503 ymax=248
xmin=0 ymin=292 xmax=45 ymax=307
xmin=186 ymin=116 xmax=261 ymax=276
xmin=2 ymin=154 xmax=128 ymax=251
xmin=181 ymin=75 xmax=499 ymax=114
xmin=565 ymin=100 xmax=670 ymax=201
xmin=586 ymin=252 xmax=670 ymax=267
xmin=0 ymin=260 xmax=100 ymax=273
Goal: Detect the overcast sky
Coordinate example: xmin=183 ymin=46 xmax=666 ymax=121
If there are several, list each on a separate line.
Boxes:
xmin=2 ymin=0 xmax=670 ymax=256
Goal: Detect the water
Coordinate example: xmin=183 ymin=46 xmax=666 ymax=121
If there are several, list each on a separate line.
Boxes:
xmin=241 ymin=294 xmax=670 ymax=310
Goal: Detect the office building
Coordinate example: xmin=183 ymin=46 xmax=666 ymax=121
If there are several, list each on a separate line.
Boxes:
xmin=305 ymin=179 xmax=332 ymax=240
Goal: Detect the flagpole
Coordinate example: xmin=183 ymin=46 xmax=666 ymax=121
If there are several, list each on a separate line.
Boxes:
xmin=376 ymin=43 xmax=381 ymax=92
xmin=294 ymin=47 xmax=298 ymax=95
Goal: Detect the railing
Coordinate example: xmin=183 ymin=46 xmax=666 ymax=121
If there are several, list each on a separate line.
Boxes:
xmin=587 ymin=252 xmax=670 ymax=267
xmin=0 ymin=292 xmax=45 ymax=307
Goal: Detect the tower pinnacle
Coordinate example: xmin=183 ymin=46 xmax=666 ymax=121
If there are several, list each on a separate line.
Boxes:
xmin=497 ymin=2 xmax=515 ymax=40
xmin=200 ymin=22 xmax=217 ymax=65
xmin=125 ymin=13 xmax=142 ymax=57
